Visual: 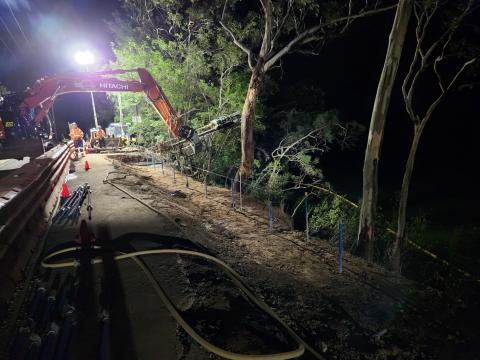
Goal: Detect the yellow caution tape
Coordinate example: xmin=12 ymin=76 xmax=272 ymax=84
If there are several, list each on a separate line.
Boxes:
xmin=307 ymin=184 xmax=480 ymax=283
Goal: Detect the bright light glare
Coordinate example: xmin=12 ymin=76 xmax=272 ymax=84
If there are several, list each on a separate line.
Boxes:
xmin=74 ymin=50 xmax=95 ymax=65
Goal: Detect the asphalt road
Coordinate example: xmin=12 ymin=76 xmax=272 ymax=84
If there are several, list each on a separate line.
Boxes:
xmin=44 ymin=154 xmax=184 ymax=359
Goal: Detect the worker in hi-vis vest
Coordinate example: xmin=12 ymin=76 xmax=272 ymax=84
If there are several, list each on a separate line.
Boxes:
xmin=95 ymin=125 xmax=106 ymax=148
xmin=69 ymin=123 xmax=84 ymax=150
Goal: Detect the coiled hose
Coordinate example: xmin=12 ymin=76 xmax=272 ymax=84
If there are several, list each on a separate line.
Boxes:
xmin=42 ymin=246 xmax=324 ymax=360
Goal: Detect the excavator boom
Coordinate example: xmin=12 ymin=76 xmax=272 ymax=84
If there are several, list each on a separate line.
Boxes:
xmin=17 ymin=68 xmax=240 ymax=153
xmin=20 ymin=68 xmax=180 ymax=137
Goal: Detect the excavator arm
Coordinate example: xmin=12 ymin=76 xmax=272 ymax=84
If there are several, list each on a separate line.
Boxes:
xmin=18 ymin=68 xmax=240 ymax=152
xmin=20 ymin=68 xmax=180 ymax=137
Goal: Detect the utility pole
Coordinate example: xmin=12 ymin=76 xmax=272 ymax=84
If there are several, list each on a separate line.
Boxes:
xmin=117 ymin=93 xmax=123 ymax=124
xmin=117 ymin=93 xmax=124 ymax=136
xmin=77 ymin=56 xmax=98 ymax=129
xmin=90 ymin=92 xmax=98 ymax=128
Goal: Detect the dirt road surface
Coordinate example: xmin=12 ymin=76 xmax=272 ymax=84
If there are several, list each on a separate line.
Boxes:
xmin=6 ymin=153 xmax=478 ymax=360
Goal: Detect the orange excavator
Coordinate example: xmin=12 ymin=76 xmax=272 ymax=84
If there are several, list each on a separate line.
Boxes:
xmin=14 ymin=68 xmax=239 ymax=153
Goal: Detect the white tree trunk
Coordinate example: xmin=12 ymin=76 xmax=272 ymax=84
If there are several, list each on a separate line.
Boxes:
xmin=240 ymin=66 xmax=264 ymax=177
xmin=391 ymin=123 xmax=425 ymax=271
xmin=357 ymin=0 xmax=413 ymax=262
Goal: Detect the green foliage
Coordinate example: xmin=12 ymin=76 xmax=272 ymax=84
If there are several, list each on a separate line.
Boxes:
xmin=209 ymin=129 xmax=242 ymax=176
xmin=111 ymin=1 xmax=371 ymax=247
xmin=308 ymin=193 xmax=397 ymax=264
xmin=406 ymin=213 xmax=429 ymax=246
xmin=110 ymin=0 xmax=249 ymax=171
xmin=217 ymin=0 xmax=387 ymax=74
xmin=245 ymin=108 xmax=364 ymax=202
xmin=309 ymin=194 xmax=359 ymax=249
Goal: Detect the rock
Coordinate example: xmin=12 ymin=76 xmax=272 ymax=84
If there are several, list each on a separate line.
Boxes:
xmin=175 ymin=218 xmax=187 ymax=227
xmin=170 ymin=190 xmax=187 ymax=198
xmin=203 ymin=223 xmax=214 ymax=231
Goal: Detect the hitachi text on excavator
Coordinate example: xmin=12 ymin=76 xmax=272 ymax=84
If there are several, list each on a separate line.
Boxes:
xmin=1 ymin=68 xmax=239 ymax=155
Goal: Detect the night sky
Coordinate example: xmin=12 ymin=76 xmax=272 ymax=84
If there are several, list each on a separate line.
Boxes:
xmin=0 ymin=0 xmax=119 ymax=136
xmin=277 ymin=10 xmax=480 ymax=226
xmin=1 ymin=0 xmax=479 ymax=226
xmin=0 ymin=0 xmax=117 ymax=86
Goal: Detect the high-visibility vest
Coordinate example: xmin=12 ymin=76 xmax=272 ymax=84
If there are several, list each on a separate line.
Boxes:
xmin=96 ymin=129 xmax=106 ymax=139
xmin=70 ymin=127 xmax=83 ymax=140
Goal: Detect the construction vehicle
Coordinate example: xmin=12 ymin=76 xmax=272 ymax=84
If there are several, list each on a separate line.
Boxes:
xmin=104 ymin=123 xmax=128 ymax=149
xmin=0 ymin=96 xmax=54 ymax=159
xmin=105 ymin=122 xmax=128 ymax=138
xmin=14 ymin=68 xmax=240 ymax=155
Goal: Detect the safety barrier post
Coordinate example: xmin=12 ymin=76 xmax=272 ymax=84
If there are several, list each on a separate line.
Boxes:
xmin=268 ymin=201 xmax=273 ymax=231
xmin=204 ymin=175 xmax=208 ymax=198
xmin=231 ymin=180 xmax=236 ymax=210
xmin=305 ymin=193 xmax=309 ymax=242
xmin=339 ymin=220 xmax=343 ymax=273
xmin=239 ymin=173 xmax=243 ymax=210
xmin=173 ymin=166 xmax=176 ymax=184
xmin=185 ymin=172 xmax=189 ymax=188
xmin=161 ymin=161 xmax=164 ymax=176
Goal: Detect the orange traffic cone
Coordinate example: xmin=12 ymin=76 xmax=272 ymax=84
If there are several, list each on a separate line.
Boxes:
xmin=61 ymin=182 xmax=71 ymax=198
xmin=84 ymin=160 xmax=90 ymax=171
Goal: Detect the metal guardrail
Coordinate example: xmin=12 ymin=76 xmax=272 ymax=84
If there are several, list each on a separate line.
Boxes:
xmin=0 ymin=142 xmax=73 ymax=280
xmin=0 ymin=143 xmax=72 ymax=254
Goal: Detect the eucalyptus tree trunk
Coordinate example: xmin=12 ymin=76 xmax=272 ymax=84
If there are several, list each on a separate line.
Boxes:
xmin=357 ymin=0 xmax=413 ymax=262
xmin=240 ymin=62 xmax=265 ymax=177
xmin=221 ymin=1 xmax=397 ymax=179
xmin=391 ymin=123 xmax=425 ymax=271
